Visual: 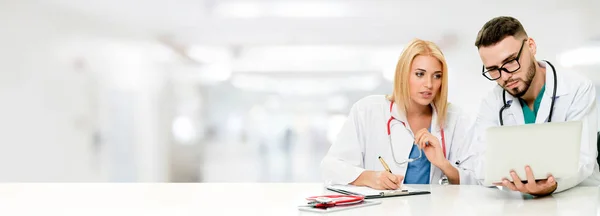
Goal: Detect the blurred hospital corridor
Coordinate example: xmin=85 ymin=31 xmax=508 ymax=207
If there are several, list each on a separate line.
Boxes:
xmin=0 ymin=0 xmax=599 ymax=183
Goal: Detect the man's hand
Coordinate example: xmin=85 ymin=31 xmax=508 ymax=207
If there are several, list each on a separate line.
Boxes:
xmin=494 ymin=166 xmax=557 ymax=196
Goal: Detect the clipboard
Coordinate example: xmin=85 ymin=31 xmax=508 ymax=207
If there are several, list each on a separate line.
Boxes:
xmin=326 ymin=184 xmax=430 ymax=199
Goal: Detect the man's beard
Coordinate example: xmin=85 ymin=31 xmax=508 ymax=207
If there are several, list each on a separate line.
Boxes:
xmin=502 ymin=59 xmax=536 ymax=98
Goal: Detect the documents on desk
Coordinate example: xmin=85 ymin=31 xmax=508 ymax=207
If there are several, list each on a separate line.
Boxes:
xmin=326 ymin=184 xmax=430 ymax=198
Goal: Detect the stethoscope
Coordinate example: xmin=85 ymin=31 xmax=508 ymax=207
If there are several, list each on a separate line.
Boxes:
xmin=386 ymin=102 xmax=447 ymax=166
xmin=499 ymin=60 xmax=557 ymax=126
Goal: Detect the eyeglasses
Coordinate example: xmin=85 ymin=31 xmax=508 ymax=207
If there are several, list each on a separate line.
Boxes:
xmin=482 ymin=39 xmax=527 ymax=81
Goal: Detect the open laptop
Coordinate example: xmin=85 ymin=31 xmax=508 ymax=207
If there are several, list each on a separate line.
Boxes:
xmin=483 ymin=121 xmax=582 ymax=185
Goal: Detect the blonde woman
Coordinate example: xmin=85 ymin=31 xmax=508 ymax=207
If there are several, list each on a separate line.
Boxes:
xmin=320 ymin=39 xmax=478 ymax=189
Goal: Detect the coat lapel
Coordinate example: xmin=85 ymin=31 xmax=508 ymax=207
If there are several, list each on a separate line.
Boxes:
xmin=503 ymin=92 xmax=525 ymax=125
xmin=535 ymin=61 xmax=568 ymax=124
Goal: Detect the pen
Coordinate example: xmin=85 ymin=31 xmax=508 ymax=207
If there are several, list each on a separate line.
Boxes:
xmin=378 ymin=156 xmax=392 ymax=173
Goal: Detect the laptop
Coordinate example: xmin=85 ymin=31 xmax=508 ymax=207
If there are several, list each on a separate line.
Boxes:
xmin=483 ymin=121 xmax=582 ymax=185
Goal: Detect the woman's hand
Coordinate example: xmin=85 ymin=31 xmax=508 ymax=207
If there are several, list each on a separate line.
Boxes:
xmin=414 ymin=128 xmax=446 ymax=168
xmin=351 ymin=171 xmax=405 ymax=190
xmin=414 ymin=128 xmax=460 ymax=184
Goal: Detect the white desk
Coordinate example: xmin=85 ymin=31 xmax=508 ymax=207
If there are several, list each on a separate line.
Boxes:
xmin=0 ymin=183 xmax=597 ymax=216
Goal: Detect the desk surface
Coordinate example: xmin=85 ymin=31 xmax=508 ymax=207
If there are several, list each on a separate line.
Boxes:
xmin=0 ymin=183 xmax=597 ymax=216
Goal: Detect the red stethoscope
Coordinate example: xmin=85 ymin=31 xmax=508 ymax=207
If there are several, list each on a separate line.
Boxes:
xmin=386 ymin=102 xmax=446 ymax=165
xmin=300 ymin=195 xmax=365 ymax=208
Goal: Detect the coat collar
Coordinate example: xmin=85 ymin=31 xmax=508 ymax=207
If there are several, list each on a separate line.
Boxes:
xmin=501 ymin=60 xmax=566 ymax=124
xmin=503 ymin=60 xmax=567 ymax=101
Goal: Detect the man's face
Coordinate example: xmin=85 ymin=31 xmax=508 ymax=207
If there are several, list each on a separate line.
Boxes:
xmin=478 ymin=36 xmax=536 ymax=98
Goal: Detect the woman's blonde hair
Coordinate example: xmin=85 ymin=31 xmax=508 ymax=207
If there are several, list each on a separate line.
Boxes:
xmin=387 ymin=38 xmax=449 ymax=127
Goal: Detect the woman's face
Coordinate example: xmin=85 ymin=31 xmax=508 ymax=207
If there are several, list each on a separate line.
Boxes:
xmin=408 ymin=55 xmax=443 ymax=107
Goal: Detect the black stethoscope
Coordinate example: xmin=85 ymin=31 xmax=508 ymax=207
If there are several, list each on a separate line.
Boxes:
xmin=499 ymin=60 xmax=557 ymax=126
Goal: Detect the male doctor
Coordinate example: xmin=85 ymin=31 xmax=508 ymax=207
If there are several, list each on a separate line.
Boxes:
xmin=472 ymin=16 xmax=600 ymax=196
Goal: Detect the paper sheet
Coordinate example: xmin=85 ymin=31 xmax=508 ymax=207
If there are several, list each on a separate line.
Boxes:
xmin=327 ymin=184 xmax=421 ymax=196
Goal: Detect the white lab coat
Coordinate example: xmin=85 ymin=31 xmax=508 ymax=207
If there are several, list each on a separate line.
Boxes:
xmin=320 ymin=95 xmax=479 ymax=185
xmin=470 ymin=60 xmax=600 ymax=193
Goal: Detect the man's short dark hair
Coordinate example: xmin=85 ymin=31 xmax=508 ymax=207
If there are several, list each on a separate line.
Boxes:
xmin=475 ymin=16 xmax=528 ymax=48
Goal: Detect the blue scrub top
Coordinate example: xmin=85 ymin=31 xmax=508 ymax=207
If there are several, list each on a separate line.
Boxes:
xmin=403 ymin=128 xmax=431 ymax=184
xmin=520 ymin=84 xmax=546 ymax=124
